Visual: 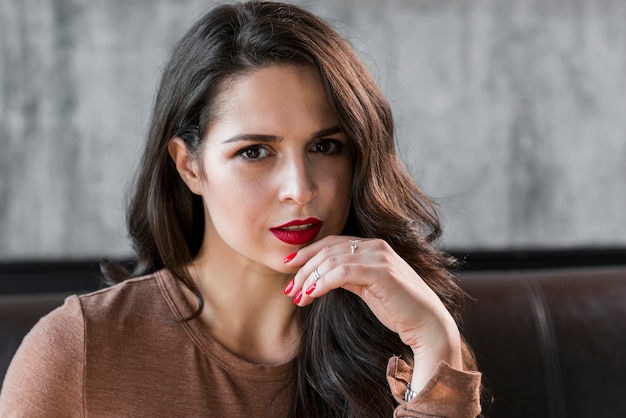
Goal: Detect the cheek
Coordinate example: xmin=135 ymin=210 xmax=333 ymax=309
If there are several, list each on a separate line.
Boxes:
xmin=201 ymin=163 xmax=273 ymax=227
xmin=322 ymin=162 xmax=353 ymax=208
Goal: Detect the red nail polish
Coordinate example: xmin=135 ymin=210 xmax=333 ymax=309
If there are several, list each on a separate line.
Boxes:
xmin=282 ymin=252 xmax=297 ymax=264
xmin=305 ymin=283 xmax=316 ymax=295
xmin=293 ymin=290 xmax=303 ymax=304
xmin=283 ymin=279 xmax=295 ymax=294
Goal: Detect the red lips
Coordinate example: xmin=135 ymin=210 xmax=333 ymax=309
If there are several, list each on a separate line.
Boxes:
xmin=270 ymin=217 xmax=323 ymax=245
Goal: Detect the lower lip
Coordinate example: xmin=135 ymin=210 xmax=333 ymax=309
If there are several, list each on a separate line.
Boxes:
xmin=270 ymin=223 xmax=323 ymax=245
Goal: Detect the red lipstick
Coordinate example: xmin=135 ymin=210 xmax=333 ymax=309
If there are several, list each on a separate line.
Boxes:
xmin=270 ymin=217 xmax=323 ymax=245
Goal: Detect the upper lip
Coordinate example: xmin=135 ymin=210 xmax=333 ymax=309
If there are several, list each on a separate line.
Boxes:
xmin=271 ymin=217 xmax=322 ymax=231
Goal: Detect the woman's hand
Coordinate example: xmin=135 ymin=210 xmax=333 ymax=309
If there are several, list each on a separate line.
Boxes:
xmin=283 ymin=235 xmax=464 ymax=393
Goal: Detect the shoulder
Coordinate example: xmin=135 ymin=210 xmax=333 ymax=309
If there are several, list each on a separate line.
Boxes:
xmin=8 ymin=294 xmax=85 ymax=365
xmin=0 ymin=295 xmax=85 ymax=415
xmin=77 ymin=272 xmax=164 ymax=315
xmin=0 ymin=271 xmax=182 ymax=415
xmin=3 ymin=270 xmax=172 ymax=381
xmin=0 ymin=273 xmax=164 ymax=381
xmin=75 ymin=270 xmax=184 ymax=334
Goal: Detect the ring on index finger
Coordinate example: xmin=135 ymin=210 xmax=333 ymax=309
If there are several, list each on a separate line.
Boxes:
xmin=313 ymin=268 xmax=321 ymax=281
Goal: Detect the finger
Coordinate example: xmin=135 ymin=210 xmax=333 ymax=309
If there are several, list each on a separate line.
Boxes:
xmin=294 ymin=240 xmax=380 ymax=307
xmin=282 ymin=235 xmax=358 ymax=297
xmin=295 ymin=238 xmax=415 ymax=307
xmin=284 ymin=235 xmax=360 ymax=267
xmin=294 ymin=258 xmax=376 ymax=307
xmin=292 ymin=237 xmax=366 ymax=292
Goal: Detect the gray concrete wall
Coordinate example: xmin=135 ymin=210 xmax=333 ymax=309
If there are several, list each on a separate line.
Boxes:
xmin=1 ymin=0 xmax=625 ymax=260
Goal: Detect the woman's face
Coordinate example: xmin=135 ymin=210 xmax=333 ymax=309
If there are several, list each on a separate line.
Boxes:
xmin=191 ymin=65 xmax=353 ymax=274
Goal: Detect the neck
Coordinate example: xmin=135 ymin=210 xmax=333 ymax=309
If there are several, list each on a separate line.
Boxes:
xmin=185 ymin=247 xmax=300 ymax=365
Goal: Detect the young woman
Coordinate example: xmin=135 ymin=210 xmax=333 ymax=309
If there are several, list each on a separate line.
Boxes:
xmin=0 ymin=1 xmax=482 ymax=416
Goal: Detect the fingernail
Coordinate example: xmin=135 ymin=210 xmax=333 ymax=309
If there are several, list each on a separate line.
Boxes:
xmin=293 ymin=290 xmax=303 ymax=304
xmin=305 ymin=283 xmax=316 ymax=295
xmin=283 ymin=279 xmax=295 ymax=294
xmin=282 ymin=252 xmax=297 ymax=263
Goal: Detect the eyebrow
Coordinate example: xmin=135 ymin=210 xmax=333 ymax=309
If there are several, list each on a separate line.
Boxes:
xmin=221 ymin=126 xmax=343 ymax=144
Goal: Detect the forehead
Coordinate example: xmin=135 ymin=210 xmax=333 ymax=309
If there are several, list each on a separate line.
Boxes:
xmin=206 ymin=64 xmax=339 ymax=139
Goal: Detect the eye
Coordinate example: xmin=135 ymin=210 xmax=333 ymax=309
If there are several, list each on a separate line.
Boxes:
xmin=310 ymin=139 xmax=343 ymax=154
xmin=238 ymin=145 xmax=271 ymax=161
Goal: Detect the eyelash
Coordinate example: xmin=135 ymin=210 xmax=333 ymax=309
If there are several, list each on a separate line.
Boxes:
xmin=311 ymin=139 xmax=344 ymax=154
xmin=238 ymin=145 xmax=271 ymax=160
xmin=237 ymin=139 xmax=344 ymax=161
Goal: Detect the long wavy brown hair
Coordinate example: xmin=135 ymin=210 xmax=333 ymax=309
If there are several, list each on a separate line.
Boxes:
xmin=104 ymin=1 xmax=480 ymax=416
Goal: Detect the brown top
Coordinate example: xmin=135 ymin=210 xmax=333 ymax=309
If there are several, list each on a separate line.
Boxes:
xmin=0 ymin=270 xmax=481 ymax=417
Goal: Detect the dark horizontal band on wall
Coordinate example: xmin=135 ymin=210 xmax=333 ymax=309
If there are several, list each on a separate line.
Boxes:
xmin=1 ymin=247 xmax=625 ymax=295
xmin=0 ymin=260 xmax=107 ymax=295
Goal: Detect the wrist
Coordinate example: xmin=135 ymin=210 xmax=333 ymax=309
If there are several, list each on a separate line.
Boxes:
xmin=408 ymin=318 xmax=463 ymax=395
xmin=412 ymin=327 xmax=462 ymax=367
xmin=410 ymin=309 xmax=463 ymax=365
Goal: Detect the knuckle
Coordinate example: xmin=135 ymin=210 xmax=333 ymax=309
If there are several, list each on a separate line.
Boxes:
xmin=373 ymin=238 xmax=390 ymax=251
xmin=339 ymin=263 xmax=353 ymax=277
xmin=320 ymin=245 xmax=332 ymax=258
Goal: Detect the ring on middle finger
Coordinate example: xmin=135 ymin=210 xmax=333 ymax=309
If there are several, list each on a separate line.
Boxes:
xmin=349 ymin=239 xmax=362 ymax=254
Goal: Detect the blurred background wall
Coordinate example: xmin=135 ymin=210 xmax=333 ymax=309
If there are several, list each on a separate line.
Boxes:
xmin=1 ymin=0 xmax=624 ymax=261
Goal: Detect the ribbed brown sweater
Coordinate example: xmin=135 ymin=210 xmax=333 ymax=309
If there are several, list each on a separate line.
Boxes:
xmin=0 ymin=270 xmax=481 ymax=417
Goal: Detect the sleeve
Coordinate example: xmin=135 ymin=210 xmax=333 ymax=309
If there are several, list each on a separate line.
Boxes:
xmin=0 ymin=295 xmax=85 ymax=417
xmin=387 ymin=356 xmax=482 ymax=418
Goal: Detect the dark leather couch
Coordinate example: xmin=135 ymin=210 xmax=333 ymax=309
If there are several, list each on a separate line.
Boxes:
xmin=1 ymin=256 xmax=625 ymax=417
xmin=461 ymin=266 xmax=626 ymax=417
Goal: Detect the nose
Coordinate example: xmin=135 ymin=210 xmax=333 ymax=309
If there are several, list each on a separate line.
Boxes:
xmin=277 ymin=156 xmax=317 ymax=205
